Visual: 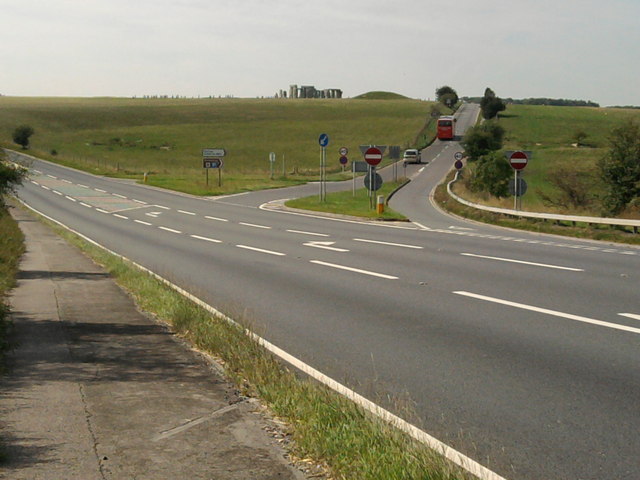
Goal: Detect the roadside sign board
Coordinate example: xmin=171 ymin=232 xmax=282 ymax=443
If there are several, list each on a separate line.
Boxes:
xmin=352 ymin=161 xmax=369 ymax=173
xmin=364 ymin=147 xmax=383 ymax=166
xmin=203 ymin=148 xmax=226 ymax=157
xmin=364 ymin=172 xmax=383 ymax=191
xmin=509 ymin=178 xmax=528 ymax=196
xmin=203 ymin=158 xmax=223 ymax=169
xmin=339 ymin=146 xmax=348 ymax=156
xmin=454 ymin=159 xmax=463 ymax=170
xmin=509 ymin=151 xmax=528 ymax=170
xmin=359 ymin=145 xmax=387 ymax=155
xmin=454 ymin=151 xmax=464 ymax=161
xmin=339 ymin=155 xmax=348 ymax=165
xmin=389 ymin=146 xmax=401 ymax=160
xmin=269 ymin=152 xmax=276 ymax=163
xmin=319 ymin=133 xmax=329 ymax=147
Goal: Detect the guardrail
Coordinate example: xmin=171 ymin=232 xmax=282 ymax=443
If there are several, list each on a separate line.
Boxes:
xmin=447 ymin=172 xmax=640 ymax=234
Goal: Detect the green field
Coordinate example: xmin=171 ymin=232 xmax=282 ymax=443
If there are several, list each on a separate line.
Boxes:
xmin=459 ymin=104 xmax=640 ymax=217
xmin=0 ymin=96 xmax=436 ymax=195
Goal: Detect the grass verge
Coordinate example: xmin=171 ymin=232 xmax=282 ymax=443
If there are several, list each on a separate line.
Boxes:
xmin=31 ymin=207 xmax=472 ymax=480
xmin=0 ymin=204 xmax=26 ymax=462
xmin=436 ymin=171 xmax=640 ymax=246
xmin=285 ymin=180 xmax=409 ymax=221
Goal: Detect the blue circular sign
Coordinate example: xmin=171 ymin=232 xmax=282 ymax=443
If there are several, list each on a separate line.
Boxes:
xmin=339 ymin=155 xmax=348 ymax=165
xmin=319 ymin=133 xmax=329 ymax=147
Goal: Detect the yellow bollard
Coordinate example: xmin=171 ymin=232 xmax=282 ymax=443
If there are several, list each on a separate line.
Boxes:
xmin=377 ymin=195 xmax=385 ymax=214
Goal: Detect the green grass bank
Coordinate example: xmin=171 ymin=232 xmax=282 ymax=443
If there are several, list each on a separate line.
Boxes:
xmin=0 ymin=96 xmax=434 ymax=196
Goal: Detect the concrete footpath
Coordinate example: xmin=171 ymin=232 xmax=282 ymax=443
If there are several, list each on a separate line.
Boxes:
xmin=0 ymin=206 xmax=313 ymax=480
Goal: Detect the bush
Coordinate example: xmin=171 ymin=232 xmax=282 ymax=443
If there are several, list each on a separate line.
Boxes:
xmin=12 ymin=125 xmax=35 ymax=149
xmin=467 ymin=151 xmax=512 ymax=198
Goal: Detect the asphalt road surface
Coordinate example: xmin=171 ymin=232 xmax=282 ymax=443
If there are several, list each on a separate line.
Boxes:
xmin=9 ymin=103 xmax=640 ymax=480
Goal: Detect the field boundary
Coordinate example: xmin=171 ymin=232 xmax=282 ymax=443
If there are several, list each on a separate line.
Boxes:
xmin=447 ymin=172 xmax=640 ymax=232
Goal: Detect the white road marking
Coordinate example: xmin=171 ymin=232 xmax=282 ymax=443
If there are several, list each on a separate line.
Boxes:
xmin=154 ymin=205 xmax=170 ymax=210
xmin=454 ymin=291 xmax=640 ymax=335
xmin=96 ymin=208 xmax=109 ymax=213
xmin=31 ymin=180 xmax=39 ymax=185
xmin=61 ymin=179 xmax=72 ymax=184
xmin=159 ymin=226 xmax=182 ymax=234
xmin=619 ymin=313 xmax=640 ymax=321
xmin=236 ymin=245 xmax=285 ymax=256
xmin=304 ymin=241 xmax=349 ymax=252
xmin=95 ymin=188 xmax=107 ymax=193
xmin=449 ymin=226 xmax=475 ymax=231
xmin=41 ymin=185 xmax=50 ymax=190
xmin=33 ymin=169 xmax=42 ymax=174
xmin=354 ymin=238 xmax=423 ymax=249
xmin=205 ymin=215 xmax=228 ymax=222
xmin=113 ymin=193 xmax=127 ymax=199
xmin=78 ymin=184 xmax=89 ymax=188
xmin=133 ymin=199 xmax=147 ymax=204
xmin=460 ymin=253 xmax=584 ymax=271
xmin=191 ymin=234 xmax=222 ymax=243
xmin=146 ymin=212 xmax=162 ymax=217
xmin=80 ymin=202 xmax=92 ymax=208
xmin=311 ymin=260 xmax=398 ymax=280
xmin=239 ymin=222 xmax=271 ymax=229
xmin=53 ymin=190 xmax=63 ymax=196
xmin=134 ymin=220 xmax=152 ymax=226
xmin=178 ymin=209 xmax=196 ymax=216
xmin=47 ymin=174 xmax=57 ymax=179
xmin=65 ymin=196 xmax=77 ymax=202
xmin=113 ymin=214 xmax=129 ymax=220
xmin=287 ymin=229 xmax=329 ymax=237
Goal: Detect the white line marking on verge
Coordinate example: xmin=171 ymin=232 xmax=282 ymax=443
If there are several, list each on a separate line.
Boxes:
xmin=205 ymin=215 xmax=228 ymax=222
xmin=311 ymin=260 xmax=398 ymax=280
xmin=454 ymin=291 xmax=640 ymax=335
xmin=239 ymin=222 xmax=271 ymax=229
xmin=191 ymin=235 xmax=222 ymax=244
xmin=354 ymin=238 xmax=423 ymax=249
xmin=460 ymin=253 xmax=584 ymax=272
xmin=619 ymin=313 xmax=640 ymax=321
xmin=159 ymin=226 xmax=182 ymax=234
xmin=236 ymin=245 xmax=285 ymax=256
xmin=287 ymin=229 xmax=330 ymax=237
xmin=15 ymin=198 xmax=507 ymax=480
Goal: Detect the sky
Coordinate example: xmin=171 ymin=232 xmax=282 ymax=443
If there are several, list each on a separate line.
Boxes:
xmin=1 ymin=0 xmax=639 ymax=106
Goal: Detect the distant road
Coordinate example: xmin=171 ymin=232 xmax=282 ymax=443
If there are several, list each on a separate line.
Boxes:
xmin=11 ymin=102 xmax=640 ymax=480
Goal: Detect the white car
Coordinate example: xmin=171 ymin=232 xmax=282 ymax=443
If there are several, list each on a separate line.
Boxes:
xmin=402 ymin=149 xmax=421 ymax=164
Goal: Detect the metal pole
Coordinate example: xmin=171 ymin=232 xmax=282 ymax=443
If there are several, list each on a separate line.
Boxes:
xmin=514 ymin=170 xmax=519 ymax=211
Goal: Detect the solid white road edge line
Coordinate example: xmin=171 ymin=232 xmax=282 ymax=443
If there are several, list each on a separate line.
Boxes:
xmin=460 ymin=253 xmax=584 ymax=272
xmin=454 ymin=291 xmax=640 ymax=335
xmin=311 ymin=260 xmax=398 ymax=280
xmin=17 ymin=199 xmax=506 ymax=480
xmin=619 ymin=313 xmax=640 ymax=321
xmin=236 ymin=245 xmax=285 ymax=256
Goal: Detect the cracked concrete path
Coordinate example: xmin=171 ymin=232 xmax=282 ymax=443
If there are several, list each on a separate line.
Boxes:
xmin=0 ymin=206 xmax=309 ymax=480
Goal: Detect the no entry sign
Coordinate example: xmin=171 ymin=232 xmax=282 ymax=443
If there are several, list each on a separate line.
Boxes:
xmin=509 ymin=151 xmax=528 ymax=170
xmin=364 ymin=147 xmax=383 ymax=166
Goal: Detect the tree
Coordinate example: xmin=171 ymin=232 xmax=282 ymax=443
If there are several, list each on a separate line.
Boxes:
xmin=435 ymin=86 xmax=458 ymax=107
xmin=12 ymin=125 xmax=35 ymax=149
xmin=460 ymin=122 xmax=505 ymax=160
xmin=468 ymin=151 xmax=513 ymax=198
xmin=0 ymin=152 xmax=27 ymax=206
xmin=598 ymin=120 xmax=640 ymax=215
xmin=480 ymin=87 xmax=506 ymax=120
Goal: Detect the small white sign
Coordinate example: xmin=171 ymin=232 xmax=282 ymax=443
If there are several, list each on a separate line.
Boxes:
xmin=203 ymin=148 xmax=226 ymax=157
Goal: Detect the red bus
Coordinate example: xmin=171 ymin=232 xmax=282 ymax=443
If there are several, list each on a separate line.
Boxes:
xmin=437 ymin=115 xmax=455 ymax=140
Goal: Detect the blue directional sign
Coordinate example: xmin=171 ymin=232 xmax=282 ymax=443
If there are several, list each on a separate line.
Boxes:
xmin=319 ymin=133 xmax=329 ymax=147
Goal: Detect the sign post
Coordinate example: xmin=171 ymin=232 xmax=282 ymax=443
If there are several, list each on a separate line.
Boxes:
xmin=318 ymin=134 xmax=329 ymax=201
xmin=509 ymin=151 xmax=529 ymax=210
xmin=203 ymin=148 xmax=225 ymax=187
xmin=364 ymin=146 xmax=384 ymax=209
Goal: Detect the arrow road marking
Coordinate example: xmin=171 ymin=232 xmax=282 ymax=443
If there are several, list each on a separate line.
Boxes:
xmin=287 ymin=229 xmax=330 ymax=237
xmin=454 ymin=291 xmax=640 ymax=335
xmin=460 ymin=253 xmax=584 ymax=271
xmin=619 ymin=313 xmax=640 ymax=321
xmin=304 ymin=241 xmax=349 ymax=252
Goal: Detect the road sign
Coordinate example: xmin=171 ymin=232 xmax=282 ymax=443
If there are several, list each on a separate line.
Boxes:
xmin=352 ymin=161 xmax=368 ymax=173
xmin=203 ymin=158 xmax=223 ymax=169
xmin=509 ymin=178 xmax=528 ymax=196
xmin=339 ymin=155 xmax=348 ymax=165
xmin=339 ymin=146 xmax=348 ymax=156
xmin=454 ymin=159 xmax=463 ymax=170
xmin=203 ymin=148 xmax=226 ymax=157
xmin=269 ymin=152 xmax=276 ymax=163
xmin=454 ymin=151 xmax=464 ymax=161
xmin=364 ymin=172 xmax=383 ymax=191
xmin=364 ymin=147 xmax=383 ymax=166
xmin=319 ymin=133 xmax=329 ymax=147
xmin=509 ymin=151 xmax=528 ymax=170
xmin=359 ymin=145 xmax=387 ymax=155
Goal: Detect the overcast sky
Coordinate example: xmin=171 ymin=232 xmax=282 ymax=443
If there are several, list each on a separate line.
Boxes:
xmin=1 ymin=0 xmax=638 ymax=106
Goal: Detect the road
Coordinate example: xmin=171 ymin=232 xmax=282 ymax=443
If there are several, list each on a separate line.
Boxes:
xmin=9 ymin=103 xmax=640 ymax=480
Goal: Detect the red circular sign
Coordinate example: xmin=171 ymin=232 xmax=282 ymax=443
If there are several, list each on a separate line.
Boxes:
xmin=509 ymin=151 xmax=528 ymax=170
xmin=364 ymin=147 xmax=383 ymax=166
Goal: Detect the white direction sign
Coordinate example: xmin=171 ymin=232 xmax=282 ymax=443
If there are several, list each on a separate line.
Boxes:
xmin=203 ymin=148 xmax=226 ymax=157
